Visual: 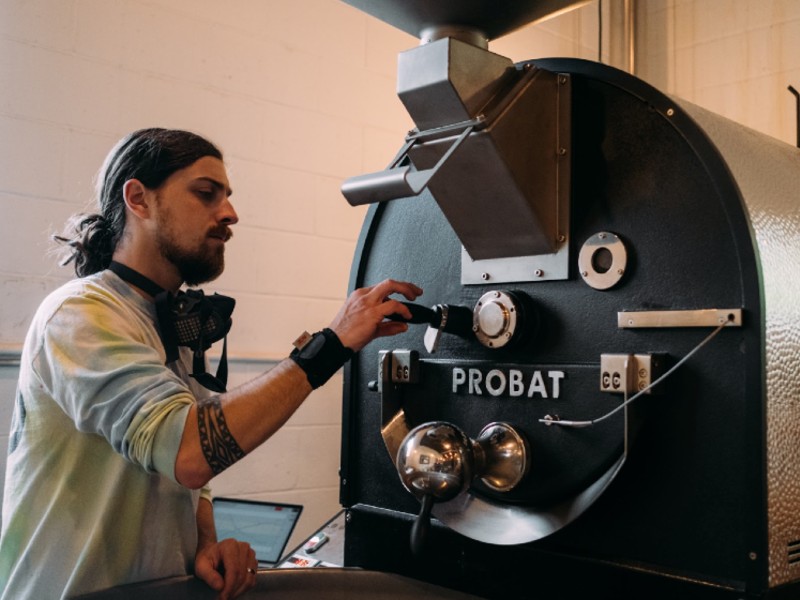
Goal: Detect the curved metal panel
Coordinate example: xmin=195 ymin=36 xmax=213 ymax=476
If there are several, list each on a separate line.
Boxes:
xmin=677 ymin=100 xmax=800 ymax=588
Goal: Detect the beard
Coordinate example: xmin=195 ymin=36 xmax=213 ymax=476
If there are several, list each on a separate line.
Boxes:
xmin=155 ymin=220 xmax=228 ymax=287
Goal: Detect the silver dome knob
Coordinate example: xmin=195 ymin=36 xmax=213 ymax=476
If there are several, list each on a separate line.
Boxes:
xmin=396 ymin=422 xmax=474 ymax=503
xmin=396 ymin=421 xmax=530 ymax=555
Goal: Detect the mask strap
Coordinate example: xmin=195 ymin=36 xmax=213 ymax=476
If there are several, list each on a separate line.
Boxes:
xmin=190 ymin=336 xmax=229 ymax=393
xmin=188 ymin=298 xmax=229 ymax=392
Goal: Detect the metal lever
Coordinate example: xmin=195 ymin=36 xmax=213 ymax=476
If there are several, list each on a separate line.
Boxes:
xmin=386 ymin=302 xmax=440 ymax=326
xmin=410 ymin=494 xmax=434 ymax=558
xmin=341 ymin=124 xmax=474 ymax=206
xmin=386 ymin=302 xmax=473 ymax=353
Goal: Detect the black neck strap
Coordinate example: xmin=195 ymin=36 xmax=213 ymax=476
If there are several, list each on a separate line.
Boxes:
xmin=109 ymin=261 xmax=179 ymax=363
xmin=108 ymin=261 xmax=165 ymax=297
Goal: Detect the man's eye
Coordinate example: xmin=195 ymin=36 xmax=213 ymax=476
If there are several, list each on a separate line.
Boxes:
xmin=196 ymin=189 xmax=214 ymax=199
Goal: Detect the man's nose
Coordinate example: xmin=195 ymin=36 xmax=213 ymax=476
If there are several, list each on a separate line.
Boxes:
xmin=219 ymin=196 xmax=239 ymax=225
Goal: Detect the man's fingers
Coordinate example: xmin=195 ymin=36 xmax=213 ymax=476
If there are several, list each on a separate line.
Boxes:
xmin=194 ymin=557 xmax=224 ymax=592
xmin=375 ymin=321 xmax=410 ymax=338
xmin=366 ymin=279 xmax=422 ymax=303
xmin=379 ymin=298 xmax=415 ymax=321
xmin=213 ymin=540 xmax=256 ymax=600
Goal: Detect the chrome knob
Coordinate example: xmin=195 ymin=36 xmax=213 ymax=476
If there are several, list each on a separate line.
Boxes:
xmin=397 ymin=422 xmax=474 ymax=556
xmin=396 ymin=422 xmax=474 ymax=503
xmin=396 ymin=421 xmax=530 ymax=555
xmin=475 ymin=422 xmax=530 ymax=492
xmin=472 ymin=290 xmax=537 ymax=349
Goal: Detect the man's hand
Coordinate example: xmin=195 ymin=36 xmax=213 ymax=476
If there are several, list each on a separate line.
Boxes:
xmin=195 ymin=538 xmax=258 ymax=600
xmin=329 ymin=279 xmax=423 ymax=351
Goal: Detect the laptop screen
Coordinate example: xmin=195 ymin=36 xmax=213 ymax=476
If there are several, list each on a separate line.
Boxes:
xmin=212 ymin=498 xmax=303 ymax=566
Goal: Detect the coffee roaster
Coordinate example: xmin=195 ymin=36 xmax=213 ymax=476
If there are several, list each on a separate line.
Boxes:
xmin=337 ymin=1 xmax=800 ymax=598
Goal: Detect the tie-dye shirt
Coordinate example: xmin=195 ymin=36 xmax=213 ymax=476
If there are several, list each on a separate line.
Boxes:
xmin=0 ymin=269 xmax=212 ymax=599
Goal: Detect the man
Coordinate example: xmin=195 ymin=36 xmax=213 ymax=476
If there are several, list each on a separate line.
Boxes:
xmin=0 ymin=128 xmax=421 ymax=599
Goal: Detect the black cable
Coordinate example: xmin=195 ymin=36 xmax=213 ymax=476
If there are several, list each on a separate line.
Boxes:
xmin=788 ymin=85 xmax=799 ymax=148
xmin=598 ymin=0 xmax=603 ymax=62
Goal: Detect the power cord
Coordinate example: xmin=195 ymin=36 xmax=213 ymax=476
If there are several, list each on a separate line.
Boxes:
xmin=539 ymin=315 xmax=735 ymax=428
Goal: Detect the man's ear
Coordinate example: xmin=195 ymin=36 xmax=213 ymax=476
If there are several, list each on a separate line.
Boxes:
xmin=122 ymin=179 xmax=151 ymax=220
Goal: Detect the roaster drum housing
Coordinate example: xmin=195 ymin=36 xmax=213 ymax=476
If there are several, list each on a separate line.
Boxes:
xmin=340 ymin=59 xmax=800 ymax=599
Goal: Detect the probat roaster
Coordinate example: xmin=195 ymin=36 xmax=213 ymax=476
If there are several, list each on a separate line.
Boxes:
xmin=337 ymin=1 xmax=800 ymax=599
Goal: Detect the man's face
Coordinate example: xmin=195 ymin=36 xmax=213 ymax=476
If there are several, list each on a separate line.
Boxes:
xmin=151 ymin=156 xmax=238 ymax=286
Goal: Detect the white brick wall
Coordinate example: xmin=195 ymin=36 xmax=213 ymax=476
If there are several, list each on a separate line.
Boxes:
xmin=636 ymin=0 xmax=800 ymax=146
xmin=2 ymin=0 xmax=798 ymax=563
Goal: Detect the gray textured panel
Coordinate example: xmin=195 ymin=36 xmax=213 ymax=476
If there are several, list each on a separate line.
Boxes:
xmin=678 ymin=100 xmax=800 ymax=586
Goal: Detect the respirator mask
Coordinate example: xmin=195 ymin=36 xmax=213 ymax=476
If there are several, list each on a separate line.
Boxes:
xmin=109 ymin=261 xmax=235 ymax=392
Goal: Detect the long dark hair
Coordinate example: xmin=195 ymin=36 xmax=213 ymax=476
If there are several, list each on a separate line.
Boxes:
xmin=55 ymin=128 xmax=223 ymax=277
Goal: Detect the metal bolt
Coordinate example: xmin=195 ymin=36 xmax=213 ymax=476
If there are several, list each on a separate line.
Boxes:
xmin=749 ymin=552 xmax=757 ymax=561
xmin=346 ymin=511 xmax=352 ymax=523
xmin=638 ymin=369 xmax=647 ymax=378
xmin=557 ymin=234 xmax=566 ymax=242
xmin=581 ymin=271 xmax=588 ymax=277
xmin=638 ymin=381 xmax=647 ymax=390
xmin=534 ymin=269 xmax=544 ymax=277
xmin=481 ymin=272 xmax=490 ymax=281
xmin=599 ymin=232 xmax=607 ymax=239
xmin=493 ymin=291 xmax=501 ymax=298
xmin=472 ymin=325 xmax=479 ymax=332
xmin=559 ymin=75 xmax=567 ymax=84
xmin=558 ymin=147 xmax=567 ymax=155
xmin=505 ymin=332 xmax=512 ymax=338
xmin=617 ymin=268 xmax=624 ymax=275
xmin=666 ymin=108 xmax=675 ymax=116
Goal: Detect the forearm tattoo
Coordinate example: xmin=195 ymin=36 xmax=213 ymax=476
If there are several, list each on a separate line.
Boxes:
xmin=196 ymin=395 xmax=245 ymax=475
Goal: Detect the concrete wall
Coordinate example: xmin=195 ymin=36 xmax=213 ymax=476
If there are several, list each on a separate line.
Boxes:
xmin=1 ymin=0 xmax=798 ymax=554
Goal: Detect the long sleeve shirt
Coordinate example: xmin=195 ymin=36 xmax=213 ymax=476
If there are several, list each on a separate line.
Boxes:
xmin=0 ymin=269 xmax=212 ymax=599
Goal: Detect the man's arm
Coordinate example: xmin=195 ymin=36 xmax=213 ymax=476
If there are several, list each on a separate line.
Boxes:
xmin=174 ymin=278 xmax=422 ymax=489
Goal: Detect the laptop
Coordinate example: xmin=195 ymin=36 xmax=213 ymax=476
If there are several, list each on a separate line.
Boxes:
xmin=212 ymin=497 xmax=303 ymax=568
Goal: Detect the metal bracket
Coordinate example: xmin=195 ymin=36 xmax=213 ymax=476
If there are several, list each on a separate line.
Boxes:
xmin=618 ymin=308 xmax=742 ymax=328
xmin=378 ymin=350 xmax=421 ymax=461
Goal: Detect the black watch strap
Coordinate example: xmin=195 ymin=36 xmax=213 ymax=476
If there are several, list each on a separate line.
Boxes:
xmin=289 ymin=328 xmax=353 ymax=389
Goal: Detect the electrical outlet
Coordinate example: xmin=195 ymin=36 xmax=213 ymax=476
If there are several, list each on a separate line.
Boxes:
xmin=390 ymin=350 xmax=420 ymax=384
xmin=600 ymin=353 xmax=666 ymax=394
xmin=600 ymin=354 xmax=634 ymax=393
